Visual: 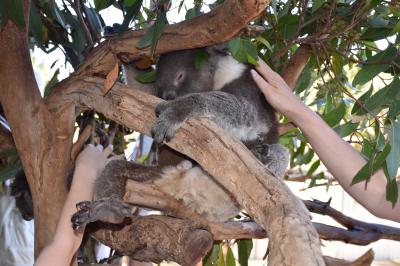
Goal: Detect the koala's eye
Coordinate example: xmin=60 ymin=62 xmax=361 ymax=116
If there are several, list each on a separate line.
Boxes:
xmin=176 ymin=72 xmax=185 ymax=83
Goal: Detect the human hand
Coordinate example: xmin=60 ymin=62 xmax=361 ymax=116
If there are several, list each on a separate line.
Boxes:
xmin=250 ymin=59 xmax=306 ymax=118
xmin=75 ymin=144 xmax=113 ymax=175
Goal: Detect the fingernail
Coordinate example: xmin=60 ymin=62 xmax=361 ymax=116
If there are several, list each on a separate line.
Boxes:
xmin=250 ymin=69 xmax=258 ymax=77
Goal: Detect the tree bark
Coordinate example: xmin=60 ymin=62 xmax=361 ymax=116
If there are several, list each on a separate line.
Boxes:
xmin=49 ymin=78 xmax=325 ymax=266
xmin=90 ymin=216 xmax=213 ymax=266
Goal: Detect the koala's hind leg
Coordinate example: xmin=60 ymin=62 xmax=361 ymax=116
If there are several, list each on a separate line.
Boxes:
xmin=71 ymin=160 xmax=162 ymax=229
xmin=249 ymin=143 xmax=289 ymax=178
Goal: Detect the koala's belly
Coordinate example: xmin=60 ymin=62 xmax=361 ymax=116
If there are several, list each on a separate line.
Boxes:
xmin=229 ymin=123 xmax=270 ymax=142
xmin=154 ymin=164 xmax=240 ymax=222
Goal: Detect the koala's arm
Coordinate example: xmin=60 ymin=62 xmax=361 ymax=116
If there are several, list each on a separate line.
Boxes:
xmin=152 ymin=91 xmax=260 ymax=143
xmin=72 ymin=160 xmax=162 ymax=229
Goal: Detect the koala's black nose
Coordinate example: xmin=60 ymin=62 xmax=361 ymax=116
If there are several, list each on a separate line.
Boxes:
xmin=161 ymin=91 xmax=177 ymax=100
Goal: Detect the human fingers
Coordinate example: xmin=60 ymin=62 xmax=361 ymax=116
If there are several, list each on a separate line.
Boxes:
xmin=95 ymin=144 xmax=104 ymax=151
xmin=250 ymin=69 xmax=277 ymax=96
xmin=103 ymin=144 xmax=113 ymax=157
xmin=255 ymin=59 xmax=286 ymax=88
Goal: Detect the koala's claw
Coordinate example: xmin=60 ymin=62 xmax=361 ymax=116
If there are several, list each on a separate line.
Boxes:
xmin=155 ymin=101 xmax=169 ymax=117
xmin=71 ymin=198 xmax=132 ymax=230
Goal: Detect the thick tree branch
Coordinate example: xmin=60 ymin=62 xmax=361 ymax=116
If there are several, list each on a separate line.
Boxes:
xmin=281 ymin=44 xmax=312 ymax=90
xmin=49 ymin=77 xmax=324 ymax=266
xmin=89 ymin=215 xmax=213 ymax=266
xmin=75 ymin=0 xmax=271 ymax=77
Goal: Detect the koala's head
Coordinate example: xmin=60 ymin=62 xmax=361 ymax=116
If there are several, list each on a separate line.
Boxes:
xmin=155 ymin=48 xmax=216 ymax=100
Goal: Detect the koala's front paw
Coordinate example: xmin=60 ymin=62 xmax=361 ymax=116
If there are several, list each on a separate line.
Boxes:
xmin=151 ymin=101 xmax=186 ymax=143
xmin=71 ymin=198 xmax=132 ymax=230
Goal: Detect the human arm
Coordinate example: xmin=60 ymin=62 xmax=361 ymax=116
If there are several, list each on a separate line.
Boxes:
xmin=35 ymin=145 xmax=112 ymax=266
xmin=250 ymin=59 xmax=400 ymax=222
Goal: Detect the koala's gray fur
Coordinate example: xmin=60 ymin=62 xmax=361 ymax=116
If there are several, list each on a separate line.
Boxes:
xmin=71 ymin=159 xmax=240 ymax=229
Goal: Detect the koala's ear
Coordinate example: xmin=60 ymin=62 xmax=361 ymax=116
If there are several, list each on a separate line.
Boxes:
xmin=205 ymin=43 xmax=229 ymax=56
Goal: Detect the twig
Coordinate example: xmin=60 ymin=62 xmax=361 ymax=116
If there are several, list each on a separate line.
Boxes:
xmin=71 ymin=123 xmax=93 ymax=161
xmin=74 ymin=0 xmax=93 ymax=47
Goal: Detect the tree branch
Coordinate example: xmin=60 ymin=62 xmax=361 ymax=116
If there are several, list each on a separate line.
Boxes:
xmin=75 ymin=0 xmax=272 ymax=77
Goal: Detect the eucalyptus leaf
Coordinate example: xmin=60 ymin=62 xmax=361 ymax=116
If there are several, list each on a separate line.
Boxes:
xmin=0 ymin=164 xmax=23 ymax=182
xmin=352 ymin=46 xmax=397 ymax=86
xmin=226 ymin=246 xmax=236 ymax=266
xmin=135 ymin=70 xmax=156 ymax=83
xmin=237 ymin=239 xmax=253 ymax=266
xmin=386 ymin=118 xmax=400 ymax=179
xmin=386 ymin=178 xmax=399 ymax=207
xmin=352 ymin=143 xmax=391 ymax=185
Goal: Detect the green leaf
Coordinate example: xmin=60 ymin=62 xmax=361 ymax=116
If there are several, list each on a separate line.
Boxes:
xmin=203 ymin=244 xmax=220 ymax=266
xmin=312 ymin=0 xmax=326 ymax=13
xmin=307 ymin=160 xmax=320 ymax=177
xmin=351 ymin=87 xmax=373 ymax=114
xmin=277 ymin=15 xmax=299 ymax=39
xmin=367 ymin=17 xmax=389 ymax=28
xmin=0 ymin=163 xmax=23 ymax=182
xmin=135 ymin=69 xmax=156 ymax=83
xmin=361 ymin=139 xmax=374 ymax=158
xmin=0 ymin=0 xmax=25 ymax=28
xmin=49 ymin=0 xmax=67 ymax=30
xmin=352 ymin=46 xmax=397 ymax=86
xmin=255 ymin=36 xmax=272 ymax=51
xmin=194 ymin=49 xmax=208 ymax=70
xmin=386 ymin=178 xmax=398 ymax=207
xmin=84 ymin=6 xmax=103 ymax=35
xmin=237 ymin=239 xmax=253 ymax=266
xmin=386 ymin=118 xmax=400 ymax=179
xmin=136 ymin=10 xmax=166 ymax=54
xmin=355 ymin=78 xmax=400 ymax=115
xmin=119 ymin=0 xmax=143 ymax=33
xmin=228 ymin=38 xmax=241 ymax=56
xmin=29 ymin=2 xmax=44 ymax=43
xmin=185 ymin=7 xmax=202 ymax=20
xmin=352 ymin=143 xmax=391 ymax=185
xmin=226 ymin=246 xmax=236 ymax=266
xmin=361 ymin=27 xmax=395 ymax=41
xmin=94 ymin=0 xmax=115 ymax=11
xmin=334 ymin=122 xmax=359 ymax=138
xmin=228 ymin=38 xmax=258 ymax=65
xmin=0 ymin=148 xmax=18 ymax=159
xmin=44 ymin=69 xmax=59 ymax=96
xmin=216 ymin=244 xmax=225 ymax=266
xmin=322 ymin=102 xmax=346 ymax=127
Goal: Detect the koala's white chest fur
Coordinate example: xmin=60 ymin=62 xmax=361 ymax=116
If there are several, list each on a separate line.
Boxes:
xmin=213 ymin=55 xmax=246 ymax=90
xmin=154 ymin=161 xmax=240 ymax=222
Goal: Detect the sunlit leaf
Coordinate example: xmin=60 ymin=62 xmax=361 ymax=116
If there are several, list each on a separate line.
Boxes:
xmin=322 ymin=102 xmax=346 ymax=127
xmin=226 ymin=246 xmax=236 ymax=266
xmin=334 ymin=122 xmax=359 ymax=138
xmin=352 ymin=46 xmax=397 ymax=86
xmin=352 ymin=143 xmax=391 ymax=185
xmin=135 ymin=69 xmax=156 ymax=83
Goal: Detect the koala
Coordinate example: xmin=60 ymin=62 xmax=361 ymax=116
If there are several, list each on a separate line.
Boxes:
xmin=152 ymin=47 xmax=289 ymax=177
xmin=71 ymin=46 xmax=288 ymax=229
xmin=71 ymin=159 xmax=240 ymax=229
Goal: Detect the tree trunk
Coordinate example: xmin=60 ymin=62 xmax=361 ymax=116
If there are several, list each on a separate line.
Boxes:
xmin=0 ymin=0 xmax=75 ymax=255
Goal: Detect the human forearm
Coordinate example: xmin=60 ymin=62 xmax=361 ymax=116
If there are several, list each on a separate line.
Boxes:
xmin=35 ymin=167 xmax=96 ymax=266
xmin=251 ymin=60 xmax=400 ymax=222
xmin=289 ymin=102 xmax=400 ymax=221
xmin=35 ymin=145 xmax=112 ymax=265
